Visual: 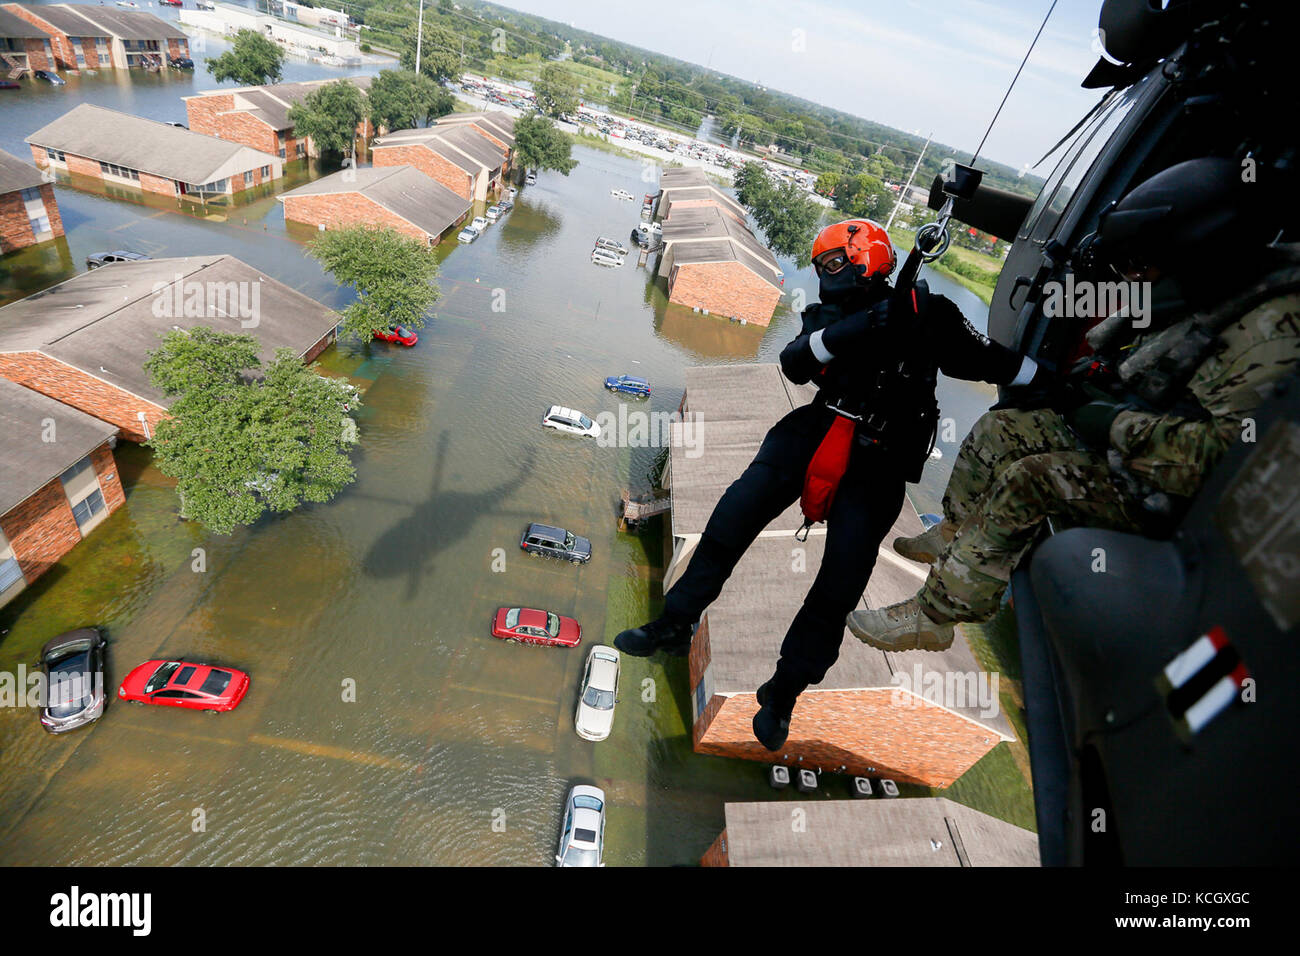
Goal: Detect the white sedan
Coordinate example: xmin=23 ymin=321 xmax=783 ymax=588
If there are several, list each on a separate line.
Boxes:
xmin=556 ymin=785 xmax=606 ymax=867
xmin=575 ymin=646 xmax=620 ymax=741
xmin=610 ymin=188 xmax=634 ymax=200
xmin=542 ymin=405 xmax=601 ymax=438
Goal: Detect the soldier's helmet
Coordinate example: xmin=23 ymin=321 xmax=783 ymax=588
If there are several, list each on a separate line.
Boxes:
xmin=1085 ymin=157 xmax=1274 ymax=277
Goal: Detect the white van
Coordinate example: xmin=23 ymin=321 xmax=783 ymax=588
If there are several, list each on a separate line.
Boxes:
xmin=542 ymin=405 xmax=601 ymax=438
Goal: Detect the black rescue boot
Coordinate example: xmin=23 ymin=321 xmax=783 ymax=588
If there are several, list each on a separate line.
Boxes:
xmin=614 ymin=617 xmax=695 ymax=657
xmin=752 ymin=667 xmax=807 ymax=752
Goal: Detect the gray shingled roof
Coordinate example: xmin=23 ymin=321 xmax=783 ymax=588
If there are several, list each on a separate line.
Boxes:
xmin=39 ymin=4 xmax=186 ymax=40
xmin=662 ymin=204 xmax=779 ymax=275
xmin=0 ymin=6 xmax=48 ymax=37
xmin=0 ymin=255 xmax=340 ymax=406
xmin=721 ymin=798 xmax=1039 ymax=867
xmin=373 ymin=123 xmax=505 ymax=173
xmin=26 ymin=103 xmax=278 ymax=186
xmin=434 ymin=110 xmax=516 ymax=146
xmin=0 ymin=147 xmax=46 ymax=195
xmin=279 ymin=164 xmax=471 ymax=239
xmin=0 ymin=378 xmax=117 ymax=517
xmin=667 ymin=363 xmax=1015 ymax=736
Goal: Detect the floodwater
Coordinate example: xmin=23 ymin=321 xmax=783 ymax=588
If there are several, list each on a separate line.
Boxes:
xmin=0 ymin=47 xmax=1028 ymax=866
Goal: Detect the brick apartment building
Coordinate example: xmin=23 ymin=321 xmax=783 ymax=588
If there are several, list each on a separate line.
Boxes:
xmin=279 ymin=164 xmax=471 ymax=245
xmin=666 ymin=365 xmax=1014 ymax=787
xmin=701 ymin=798 xmax=1039 ymax=867
xmin=654 ymin=168 xmax=784 ymax=326
xmin=28 ymin=103 xmax=282 ymax=201
xmin=371 ymin=123 xmax=508 ymax=203
xmin=0 ymin=147 xmax=63 ymax=253
xmin=184 ymin=76 xmax=374 ymax=161
xmin=1 ymin=3 xmax=189 ymax=72
xmin=0 ymin=255 xmax=342 ymax=442
xmin=0 ymin=5 xmax=51 ymax=74
xmin=0 ymin=378 xmax=123 ymax=609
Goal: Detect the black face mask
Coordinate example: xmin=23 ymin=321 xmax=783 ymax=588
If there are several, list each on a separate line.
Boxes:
xmin=818 ymin=264 xmax=868 ymax=305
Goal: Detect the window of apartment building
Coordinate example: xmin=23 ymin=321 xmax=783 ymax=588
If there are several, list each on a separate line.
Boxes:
xmin=0 ymin=556 xmax=23 ymax=595
xmin=210 ymin=178 xmax=229 ymax=192
xmin=278 ymin=148 xmax=287 ymax=159
xmin=244 ymin=170 xmax=254 ymax=186
xmin=30 ymin=215 xmax=51 ymax=235
xmin=71 ymin=489 xmax=105 ymax=532
xmin=21 ymin=187 xmax=40 ymax=203
xmin=296 ymin=143 xmax=306 ymax=157
xmin=60 ymin=456 xmax=92 ymax=488
xmin=98 ymin=161 xmax=139 ymax=181
xmin=260 ymin=165 xmax=270 ymax=178
xmin=46 ymin=148 xmax=65 ymax=163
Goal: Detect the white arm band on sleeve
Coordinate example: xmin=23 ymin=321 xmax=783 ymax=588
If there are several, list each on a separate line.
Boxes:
xmin=1009 ymin=355 xmax=1038 ymax=387
xmin=809 ymin=328 xmax=835 ymax=364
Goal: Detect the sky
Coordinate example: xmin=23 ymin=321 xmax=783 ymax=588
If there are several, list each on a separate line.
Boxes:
xmin=498 ymin=0 xmax=1109 ymax=171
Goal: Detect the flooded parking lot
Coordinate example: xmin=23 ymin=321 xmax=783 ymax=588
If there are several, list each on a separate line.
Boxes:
xmin=0 ymin=58 xmax=1030 ymax=864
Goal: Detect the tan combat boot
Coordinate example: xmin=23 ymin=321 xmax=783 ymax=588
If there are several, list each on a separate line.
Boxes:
xmin=847 ymin=597 xmax=956 ymax=652
xmin=892 ymin=519 xmax=956 ymax=565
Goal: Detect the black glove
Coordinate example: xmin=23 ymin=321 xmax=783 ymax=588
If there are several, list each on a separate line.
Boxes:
xmin=1067 ymin=395 xmax=1132 ymax=448
xmin=819 ymin=305 xmax=889 ymax=359
xmin=990 ymin=361 xmax=1062 ymax=411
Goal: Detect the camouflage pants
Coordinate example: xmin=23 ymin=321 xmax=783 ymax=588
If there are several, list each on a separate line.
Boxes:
xmin=919 ymin=407 xmax=1141 ymax=624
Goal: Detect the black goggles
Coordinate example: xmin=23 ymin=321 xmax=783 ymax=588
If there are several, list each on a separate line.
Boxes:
xmin=813 ymin=248 xmax=852 ymax=275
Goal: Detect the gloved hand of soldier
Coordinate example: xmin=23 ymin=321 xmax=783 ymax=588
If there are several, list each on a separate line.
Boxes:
xmin=1067 ymin=396 xmax=1132 ymax=448
xmin=818 ymin=305 xmax=889 ymax=359
xmin=989 ymin=361 xmax=1062 ymax=411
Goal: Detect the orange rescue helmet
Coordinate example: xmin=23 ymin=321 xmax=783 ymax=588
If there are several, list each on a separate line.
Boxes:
xmin=810 ymin=219 xmax=896 ymax=281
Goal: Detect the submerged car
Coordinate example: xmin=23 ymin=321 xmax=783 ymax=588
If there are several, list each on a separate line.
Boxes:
xmin=521 ymin=522 xmax=592 ymax=564
xmin=373 ymin=325 xmax=417 ymax=346
xmin=38 ymin=628 xmax=107 ymax=734
xmin=542 ymin=405 xmax=600 ymax=438
xmin=485 ymin=204 xmax=503 ymax=222
xmin=34 ymin=70 xmax=65 ymax=85
xmin=118 ymin=660 xmax=250 ymax=713
xmin=457 ymin=224 xmax=481 ymax=243
xmin=575 ymin=646 xmax=620 ymax=741
xmin=594 ymin=236 xmax=628 ymax=256
xmin=525 ymin=172 xmax=537 ymax=186
xmin=168 ymin=55 xmax=194 ymax=69
xmin=591 ymin=248 xmax=624 ymax=268
xmin=86 ymin=250 xmax=149 ymax=270
xmin=556 ymin=785 xmax=606 ymax=866
xmin=470 ymin=216 xmax=489 ymax=231
xmin=492 ymin=607 xmax=581 ymax=647
xmin=610 ymin=188 xmax=634 ymax=200
xmin=604 ymin=374 xmax=650 ymax=398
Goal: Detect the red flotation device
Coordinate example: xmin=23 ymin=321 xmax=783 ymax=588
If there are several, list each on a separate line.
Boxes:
xmin=798 ymin=413 xmax=856 ymax=539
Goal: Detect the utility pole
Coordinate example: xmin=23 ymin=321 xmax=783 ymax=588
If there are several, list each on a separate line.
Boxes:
xmin=415 ymin=0 xmax=424 ymax=75
xmin=886 ymin=131 xmax=931 ymax=230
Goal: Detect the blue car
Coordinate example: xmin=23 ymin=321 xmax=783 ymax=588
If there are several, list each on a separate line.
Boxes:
xmin=604 ymin=374 xmax=651 ymax=398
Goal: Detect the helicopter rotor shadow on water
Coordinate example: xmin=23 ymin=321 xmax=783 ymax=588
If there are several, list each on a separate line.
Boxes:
xmin=358 ymin=431 xmax=537 ymax=601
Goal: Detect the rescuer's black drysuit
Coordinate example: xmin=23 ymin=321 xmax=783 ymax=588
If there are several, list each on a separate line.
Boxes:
xmin=662 ymin=282 xmax=1029 ymax=704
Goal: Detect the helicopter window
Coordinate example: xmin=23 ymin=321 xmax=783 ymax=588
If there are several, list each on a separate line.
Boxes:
xmin=1023 ymin=74 xmax=1150 ymax=240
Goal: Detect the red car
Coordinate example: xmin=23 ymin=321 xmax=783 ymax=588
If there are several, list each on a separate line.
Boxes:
xmin=118 ymin=660 xmax=250 ymax=712
xmin=373 ymin=325 xmax=418 ymax=346
xmin=492 ymin=607 xmax=581 ymax=647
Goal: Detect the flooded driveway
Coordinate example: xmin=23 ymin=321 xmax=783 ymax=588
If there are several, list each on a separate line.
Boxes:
xmin=0 ymin=63 xmax=1029 ymax=864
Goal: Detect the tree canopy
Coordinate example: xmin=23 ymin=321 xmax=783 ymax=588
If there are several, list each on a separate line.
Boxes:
xmin=512 ymin=114 xmax=577 ymax=176
xmin=400 ymin=23 xmax=462 ymax=82
xmin=144 ymin=328 xmax=360 ymax=534
xmin=288 ymin=80 xmax=368 ymax=161
xmin=367 ymin=69 xmax=454 ymax=133
xmin=206 ymin=29 xmax=285 ymax=87
xmin=533 ymin=63 xmax=579 ymax=118
xmin=307 ymin=225 xmax=441 ymax=341
xmin=733 ymin=162 xmax=822 ymax=266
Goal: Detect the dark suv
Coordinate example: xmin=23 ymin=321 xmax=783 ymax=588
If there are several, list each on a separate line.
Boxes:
xmin=520 ymin=523 xmax=592 ymax=564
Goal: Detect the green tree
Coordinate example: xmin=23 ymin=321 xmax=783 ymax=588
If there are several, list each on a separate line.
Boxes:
xmin=206 ymin=29 xmax=285 ymax=86
xmin=144 ymin=328 xmax=360 ymax=534
xmin=733 ymin=161 xmax=774 ymax=208
xmin=288 ymin=80 xmax=367 ymax=163
xmin=753 ymin=180 xmax=821 ymax=266
xmin=533 ymin=62 xmax=579 ymax=118
xmin=833 ymin=172 xmax=890 ymax=220
xmin=307 ymin=226 xmax=441 ymax=341
xmin=367 ymin=69 xmax=454 ymax=133
xmin=512 ymin=114 xmax=577 ymax=176
xmin=400 ymin=24 xmax=462 ymax=82
xmin=815 ymin=171 xmax=841 ymax=197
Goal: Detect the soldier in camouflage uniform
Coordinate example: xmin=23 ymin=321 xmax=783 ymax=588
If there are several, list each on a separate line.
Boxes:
xmin=848 ymin=158 xmax=1300 ymax=651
